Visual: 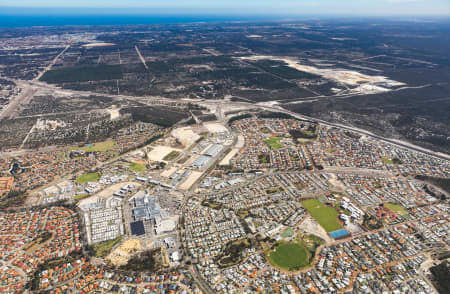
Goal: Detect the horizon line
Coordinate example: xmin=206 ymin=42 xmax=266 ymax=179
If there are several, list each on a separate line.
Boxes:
xmin=1 ymin=6 xmax=450 ymax=18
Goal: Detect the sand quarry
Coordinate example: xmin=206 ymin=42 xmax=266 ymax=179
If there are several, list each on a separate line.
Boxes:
xmin=240 ymin=55 xmax=405 ymax=93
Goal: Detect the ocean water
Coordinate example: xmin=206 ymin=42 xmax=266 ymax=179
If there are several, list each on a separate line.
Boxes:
xmin=0 ymin=14 xmax=275 ymax=28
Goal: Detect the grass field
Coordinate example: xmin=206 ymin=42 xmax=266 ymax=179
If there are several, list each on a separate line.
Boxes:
xmin=302 ymin=199 xmax=343 ymax=232
xmin=74 ymin=193 xmax=90 ymax=201
xmin=381 ymin=157 xmax=394 ymax=164
xmin=70 ymin=140 xmax=115 ymax=153
xmin=268 ymin=242 xmax=309 ymax=271
xmin=384 ymin=203 xmax=408 ymax=215
xmin=264 ymin=137 xmax=283 ymax=149
xmin=88 ymin=237 xmax=122 ymax=257
xmin=76 ymin=172 xmax=100 ymax=184
xmin=129 ymin=162 xmax=146 ymax=173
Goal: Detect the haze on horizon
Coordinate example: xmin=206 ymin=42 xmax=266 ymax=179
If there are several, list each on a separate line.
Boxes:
xmin=1 ymin=0 xmax=450 ymax=16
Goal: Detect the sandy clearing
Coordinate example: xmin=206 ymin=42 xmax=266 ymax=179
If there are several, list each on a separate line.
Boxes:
xmin=240 ymin=55 xmax=405 ymax=89
xmin=107 ymin=238 xmax=142 ymax=267
xmin=204 ymin=122 xmax=228 ymax=133
xmin=236 ymin=135 xmax=245 ymax=148
xmin=171 ymin=127 xmax=200 ymax=148
xmin=83 ymin=42 xmax=115 ymax=48
xmin=298 ymin=217 xmax=332 ymax=243
xmin=108 ymin=107 xmax=120 ymax=120
xmin=161 ymin=166 xmax=178 ymax=178
xmin=147 ymin=146 xmax=183 ymax=162
xmin=178 ymin=171 xmax=204 ymax=190
xmin=219 ymin=148 xmax=239 ymax=166
xmin=328 ymin=174 xmax=346 ymax=191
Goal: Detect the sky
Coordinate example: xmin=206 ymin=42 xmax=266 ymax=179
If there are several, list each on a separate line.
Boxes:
xmin=1 ymin=0 xmax=450 ymax=16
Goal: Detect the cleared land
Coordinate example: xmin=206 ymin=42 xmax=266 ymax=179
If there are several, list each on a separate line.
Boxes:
xmin=107 ymin=238 xmax=142 ymax=267
xmin=171 ymin=127 xmax=200 ymax=147
xmin=147 ymin=146 xmax=182 ymax=162
xmin=264 ymin=136 xmax=283 ymax=149
xmin=268 ymin=242 xmax=309 ymax=271
xmin=219 ymin=148 xmax=239 ymax=166
xmin=302 ymin=199 xmax=343 ymax=232
xmin=76 ymin=172 xmax=100 ymax=184
xmin=178 ymin=171 xmax=203 ymax=190
xmin=204 ymin=123 xmax=228 ymax=133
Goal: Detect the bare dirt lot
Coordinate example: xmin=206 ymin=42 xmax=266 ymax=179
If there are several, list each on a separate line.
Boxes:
xmin=147 ymin=146 xmax=183 ymax=162
xmin=171 ymin=127 xmax=200 ymax=148
xmin=178 ymin=171 xmax=204 ymax=190
xmin=107 ymin=238 xmax=143 ymax=267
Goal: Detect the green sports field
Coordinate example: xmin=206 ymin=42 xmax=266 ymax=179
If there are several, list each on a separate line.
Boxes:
xmin=302 ymin=199 xmax=343 ymax=232
xmin=70 ymin=140 xmax=115 ymax=153
xmin=264 ymin=136 xmax=283 ymax=149
xmin=384 ymin=203 xmax=408 ymax=216
xmin=76 ymin=172 xmax=100 ymax=184
xmin=268 ymin=242 xmax=309 ymax=271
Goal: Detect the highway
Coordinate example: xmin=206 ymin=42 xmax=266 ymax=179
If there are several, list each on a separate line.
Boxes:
xmin=1 ymin=74 xmax=449 ymax=164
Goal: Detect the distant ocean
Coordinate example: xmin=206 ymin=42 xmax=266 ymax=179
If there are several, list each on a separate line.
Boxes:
xmin=0 ymin=14 xmax=277 ymax=28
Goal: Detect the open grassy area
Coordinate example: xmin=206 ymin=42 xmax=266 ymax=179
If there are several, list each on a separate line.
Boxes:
xmin=76 ymin=172 xmax=100 ymax=184
xmin=264 ymin=136 xmax=283 ymax=149
xmin=88 ymin=237 xmax=122 ymax=258
xmin=384 ymin=203 xmax=409 ymax=216
xmin=381 ymin=157 xmax=394 ymax=164
xmin=266 ymin=186 xmax=283 ymax=194
xmin=302 ymin=199 xmax=343 ymax=232
xmin=163 ymin=150 xmax=180 ymax=161
xmin=74 ymin=193 xmax=90 ymax=201
xmin=382 ymin=157 xmax=403 ymax=165
xmin=129 ymin=162 xmax=146 ymax=173
xmin=70 ymin=140 xmax=116 ymax=153
xmin=268 ymin=242 xmax=309 ymax=271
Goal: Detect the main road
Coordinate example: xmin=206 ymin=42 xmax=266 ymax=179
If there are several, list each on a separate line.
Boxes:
xmin=1 ymin=76 xmax=449 ymax=163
